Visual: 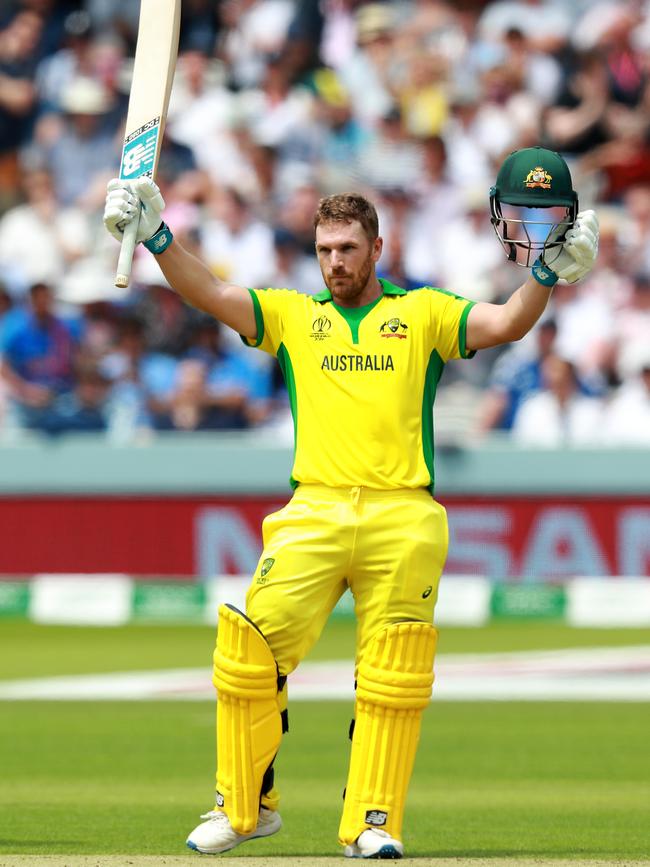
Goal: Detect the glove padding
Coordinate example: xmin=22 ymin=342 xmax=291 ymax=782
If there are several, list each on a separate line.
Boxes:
xmin=542 ymin=209 xmax=599 ymax=284
xmin=103 ymin=177 xmax=165 ymax=244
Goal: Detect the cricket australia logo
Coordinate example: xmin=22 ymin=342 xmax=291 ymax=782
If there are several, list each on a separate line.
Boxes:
xmin=260 ymin=558 xmax=275 ymax=577
xmin=380 ymin=318 xmax=408 ymax=339
xmin=310 ymin=316 xmax=332 ymax=341
xmin=365 ymin=809 xmax=388 ymax=826
xmin=524 ymin=166 xmax=552 ymax=190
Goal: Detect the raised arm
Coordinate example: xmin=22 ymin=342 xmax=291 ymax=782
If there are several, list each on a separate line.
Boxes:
xmin=153 ymin=238 xmax=257 ymax=339
xmin=466 ymin=210 xmax=599 ymax=351
xmin=103 ymin=177 xmax=257 ymax=340
xmin=466 ymin=273 xmax=555 ymax=350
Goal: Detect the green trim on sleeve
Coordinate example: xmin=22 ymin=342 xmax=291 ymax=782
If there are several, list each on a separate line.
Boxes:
xmin=421 ymin=349 xmax=445 ymax=493
xmin=459 ymin=301 xmax=477 ymax=359
xmin=277 ymin=342 xmax=299 ymax=489
xmin=239 ymin=288 xmax=265 ymax=348
xmin=418 ymin=285 xmax=462 ymax=299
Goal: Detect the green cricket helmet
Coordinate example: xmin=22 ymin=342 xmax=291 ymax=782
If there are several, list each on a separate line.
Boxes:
xmin=490 ymin=147 xmax=578 ymax=267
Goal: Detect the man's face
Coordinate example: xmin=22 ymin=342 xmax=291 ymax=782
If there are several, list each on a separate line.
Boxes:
xmin=315 ymin=220 xmax=382 ymax=304
xmin=30 ymin=284 xmax=52 ymax=318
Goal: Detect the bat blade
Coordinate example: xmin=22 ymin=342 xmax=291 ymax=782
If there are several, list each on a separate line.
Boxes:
xmin=114 ymin=0 xmax=181 ymax=289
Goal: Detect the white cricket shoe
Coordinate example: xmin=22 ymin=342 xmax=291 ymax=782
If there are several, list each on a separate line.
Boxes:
xmin=344 ymin=828 xmax=404 ymax=859
xmin=186 ymin=806 xmax=282 ymax=854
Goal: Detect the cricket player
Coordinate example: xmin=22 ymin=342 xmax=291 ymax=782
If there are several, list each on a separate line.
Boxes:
xmin=104 ymin=147 xmax=598 ymax=859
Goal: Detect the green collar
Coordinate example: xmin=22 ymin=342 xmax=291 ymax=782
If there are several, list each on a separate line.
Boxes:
xmin=313 ymin=277 xmax=407 ymax=304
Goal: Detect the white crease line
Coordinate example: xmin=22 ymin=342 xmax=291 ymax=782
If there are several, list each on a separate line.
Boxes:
xmin=1 ymin=647 xmax=649 ymax=702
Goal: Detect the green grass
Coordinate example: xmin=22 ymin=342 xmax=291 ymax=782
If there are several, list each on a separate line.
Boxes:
xmin=0 ymin=620 xmax=649 ymax=858
xmin=0 ymin=701 xmax=648 ymax=857
xmin=1 ymin=619 xmax=649 ymax=680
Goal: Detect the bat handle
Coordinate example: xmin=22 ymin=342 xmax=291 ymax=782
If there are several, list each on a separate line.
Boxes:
xmin=114 ymin=206 xmax=141 ymax=289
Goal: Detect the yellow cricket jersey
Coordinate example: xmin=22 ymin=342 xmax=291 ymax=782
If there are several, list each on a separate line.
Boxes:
xmin=242 ymin=278 xmax=475 ymax=491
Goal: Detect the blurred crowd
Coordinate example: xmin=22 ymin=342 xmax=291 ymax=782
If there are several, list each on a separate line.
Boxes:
xmin=0 ymin=0 xmax=649 ymax=445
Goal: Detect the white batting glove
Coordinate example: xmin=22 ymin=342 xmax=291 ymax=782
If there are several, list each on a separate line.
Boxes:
xmin=544 ymin=209 xmax=599 ymax=284
xmin=103 ymin=177 xmax=166 ymax=244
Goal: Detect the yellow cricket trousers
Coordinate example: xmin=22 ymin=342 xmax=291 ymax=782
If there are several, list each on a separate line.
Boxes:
xmin=245 ymin=484 xmax=449 ymax=674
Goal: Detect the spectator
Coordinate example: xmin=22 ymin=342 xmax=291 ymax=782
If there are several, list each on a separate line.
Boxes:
xmin=238 ymin=50 xmax=314 ymax=154
xmin=436 ymin=185 xmax=503 ymax=301
xmin=602 ymin=346 xmax=650 ymax=446
xmin=101 ymin=314 xmax=177 ymax=439
xmin=500 ymin=26 xmax=562 ymax=107
xmin=149 ymin=358 xmax=216 ymax=432
xmin=613 ymin=272 xmax=650 ymax=381
xmin=0 ymin=281 xmax=77 ymax=431
xmin=267 ymin=226 xmax=323 ymax=294
xmin=33 ymin=74 xmax=118 ymax=207
xmin=443 ymin=79 xmax=493 ymax=190
xmin=35 ymin=10 xmax=99 ymax=113
xmin=399 ymin=49 xmax=448 ymax=139
xmin=151 ymin=317 xmax=271 ymax=431
xmin=478 ymin=0 xmax=572 ymax=54
xmin=217 ymin=0 xmax=296 ymax=91
xmin=544 ymin=51 xmax=613 ymax=155
xmin=0 ymin=283 xmax=26 ymax=424
xmin=186 ymin=317 xmax=272 ymax=428
xmin=551 ymin=277 xmax=615 ymax=386
xmin=376 ymin=187 xmax=419 ymax=290
xmin=399 ymin=135 xmax=463 ymax=286
xmin=476 ymin=317 xmax=558 ymax=434
xmin=622 ymin=184 xmax=650 ymax=275
xmin=0 ymin=9 xmax=43 ymax=204
xmin=358 ymin=104 xmax=424 ymax=193
xmin=42 ymin=358 xmax=111 ymax=435
xmin=309 ymin=67 xmax=369 ymax=191
xmin=0 ymin=283 xmax=16 ymax=343
xmin=131 ymin=256 xmax=198 ymax=356
xmin=337 ymin=3 xmax=397 ymax=126
xmin=0 ymin=167 xmax=89 ymax=294
xmin=166 ymin=49 xmax=241 ymax=182
xmin=200 ymin=185 xmax=275 ymax=290
xmin=512 ymin=354 xmax=605 ymax=446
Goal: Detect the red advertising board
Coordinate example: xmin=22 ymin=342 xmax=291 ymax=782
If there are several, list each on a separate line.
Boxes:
xmin=0 ymin=496 xmax=648 ymax=578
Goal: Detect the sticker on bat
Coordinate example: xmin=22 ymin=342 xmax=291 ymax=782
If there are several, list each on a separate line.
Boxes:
xmin=120 ymin=119 xmax=161 ymax=180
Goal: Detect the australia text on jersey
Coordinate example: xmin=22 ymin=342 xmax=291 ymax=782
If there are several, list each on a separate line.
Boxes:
xmin=321 ymin=354 xmax=395 ymax=371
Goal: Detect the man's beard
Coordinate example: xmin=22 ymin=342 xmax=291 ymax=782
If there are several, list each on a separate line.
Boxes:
xmin=324 ymin=255 xmax=373 ymax=302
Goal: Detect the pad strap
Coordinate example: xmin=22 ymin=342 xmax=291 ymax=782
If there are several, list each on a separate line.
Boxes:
xmin=213 ymin=604 xmax=283 ymax=834
xmin=338 ymin=621 xmax=437 ymax=845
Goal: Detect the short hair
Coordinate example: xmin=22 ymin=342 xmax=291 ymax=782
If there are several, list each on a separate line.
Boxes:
xmin=314 ymin=193 xmax=379 ymax=242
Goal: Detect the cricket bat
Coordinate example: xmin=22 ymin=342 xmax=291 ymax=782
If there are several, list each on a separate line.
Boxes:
xmin=114 ymin=0 xmax=181 ymax=289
